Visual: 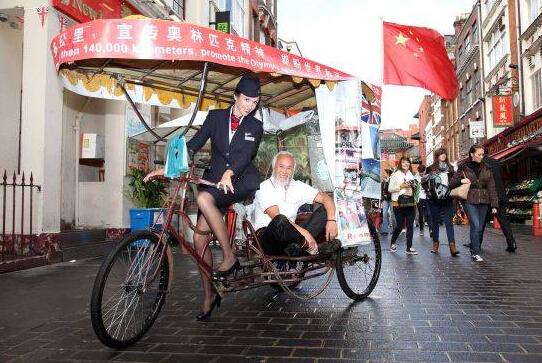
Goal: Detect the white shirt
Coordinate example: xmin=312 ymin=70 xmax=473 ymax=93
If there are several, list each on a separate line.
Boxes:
xmin=252 ymin=178 xmax=319 ymax=230
xmin=388 ymin=170 xmax=415 ymax=202
xmin=414 ymin=173 xmax=427 ymax=200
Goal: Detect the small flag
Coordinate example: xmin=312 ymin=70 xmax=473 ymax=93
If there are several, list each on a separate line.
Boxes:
xmin=36 ymin=6 xmax=48 ymax=28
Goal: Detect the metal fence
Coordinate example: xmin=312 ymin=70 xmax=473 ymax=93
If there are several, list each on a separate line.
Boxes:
xmin=1 ymin=170 xmax=42 ymax=261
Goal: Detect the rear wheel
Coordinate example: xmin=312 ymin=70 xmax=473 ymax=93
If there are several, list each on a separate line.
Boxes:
xmin=90 ymin=231 xmax=170 ymax=349
xmin=336 ymin=220 xmax=381 ymax=300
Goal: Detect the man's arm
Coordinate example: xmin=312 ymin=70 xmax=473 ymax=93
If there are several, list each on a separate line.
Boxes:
xmin=313 ymin=192 xmax=338 ymax=241
xmin=264 ymin=205 xmax=318 ymax=251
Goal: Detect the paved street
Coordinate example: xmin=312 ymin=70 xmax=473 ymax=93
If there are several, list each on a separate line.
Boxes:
xmin=1 ymin=226 xmax=542 ymax=363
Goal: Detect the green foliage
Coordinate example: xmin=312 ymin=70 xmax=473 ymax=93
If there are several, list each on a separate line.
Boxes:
xmin=126 ymin=168 xmax=167 ymax=208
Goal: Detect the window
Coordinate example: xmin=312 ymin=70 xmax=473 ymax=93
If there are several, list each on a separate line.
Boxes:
xmin=227 ymin=0 xmax=245 ymax=37
xmin=471 ymin=22 xmax=478 ymax=41
xmin=532 ymin=70 xmax=542 ymax=110
xmin=485 ymin=0 xmax=496 ymax=12
xmin=487 ymin=27 xmax=507 ymax=70
xmin=464 ymin=32 xmax=471 ymax=53
xmin=528 ymin=0 xmax=540 ymax=25
xmin=172 ymin=0 xmax=185 ymax=20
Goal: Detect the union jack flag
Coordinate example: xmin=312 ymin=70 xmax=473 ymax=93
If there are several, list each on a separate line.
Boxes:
xmin=361 ymin=98 xmax=381 ymax=126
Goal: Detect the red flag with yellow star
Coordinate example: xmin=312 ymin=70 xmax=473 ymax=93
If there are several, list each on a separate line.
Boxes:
xmin=383 ymin=21 xmax=458 ymax=101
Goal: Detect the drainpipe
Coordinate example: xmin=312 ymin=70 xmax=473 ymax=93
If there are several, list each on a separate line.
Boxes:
xmin=74 ymin=98 xmax=91 ymax=227
xmin=477 ymin=0 xmax=488 ymax=142
xmin=515 ymin=0 xmax=525 ymax=116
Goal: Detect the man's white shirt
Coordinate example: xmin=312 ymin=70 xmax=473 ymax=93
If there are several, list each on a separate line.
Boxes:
xmin=253 ymin=178 xmax=319 ymax=230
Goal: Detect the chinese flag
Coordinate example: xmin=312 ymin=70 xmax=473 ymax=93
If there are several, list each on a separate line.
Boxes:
xmin=383 ymin=22 xmax=458 ymax=101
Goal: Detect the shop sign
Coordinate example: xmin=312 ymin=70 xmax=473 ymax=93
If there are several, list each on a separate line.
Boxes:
xmin=214 ymin=11 xmax=230 ymax=34
xmin=469 ymin=120 xmax=485 ymax=139
xmin=52 ymin=0 xmax=122 ymax=23
xmin=492 ymin=95 xmax=513 ymax=127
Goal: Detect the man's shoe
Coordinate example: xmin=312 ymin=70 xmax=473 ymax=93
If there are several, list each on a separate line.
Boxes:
xmin=505 ymin=244 xmax=517 ymax=253
xmin=318 ymin=239 xmax=341 ymax=255
xmin=471 ymin=254 xmax=484 ymax=262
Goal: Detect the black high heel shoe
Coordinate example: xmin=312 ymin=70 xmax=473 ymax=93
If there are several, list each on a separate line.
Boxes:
xmin=196 ymin=294 xmax=221 ymax=321
xmin=505 ymin=242 xmax=517 ymax=253
xmin=211 ymin=259 xmax=241 ymax=280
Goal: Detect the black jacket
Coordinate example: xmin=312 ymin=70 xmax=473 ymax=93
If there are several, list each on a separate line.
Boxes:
xmin=187 ymin=108 xmax=264 ymax=191
xmin=483 ymin=156 xmax=507 ymax=202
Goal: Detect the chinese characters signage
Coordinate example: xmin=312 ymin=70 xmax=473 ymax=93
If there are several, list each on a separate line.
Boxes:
xmin=492 ymin=96 xmax=513 ymax=127
xmin=51 ymin=19 xmax=353 ymax=81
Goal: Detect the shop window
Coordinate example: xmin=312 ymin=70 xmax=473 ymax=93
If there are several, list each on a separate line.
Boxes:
xmin=532 ymin=70 xmax=542 ymax=110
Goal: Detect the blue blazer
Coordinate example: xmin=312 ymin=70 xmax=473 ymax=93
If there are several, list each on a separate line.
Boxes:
xmin=186 ymin=108 xmax=264 ymax=191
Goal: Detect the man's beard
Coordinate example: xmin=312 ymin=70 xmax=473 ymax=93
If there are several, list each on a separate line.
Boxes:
xmin=272 ymin=173 xmax=292 ymax=188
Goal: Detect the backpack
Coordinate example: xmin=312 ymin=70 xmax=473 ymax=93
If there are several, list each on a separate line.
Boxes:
xmin=423 ymin=173 xmax=450 ymax=200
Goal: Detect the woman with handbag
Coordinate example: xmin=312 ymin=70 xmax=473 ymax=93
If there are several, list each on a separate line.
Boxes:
xmin=449 ymin=144 xmax=498 ymax=262
xmin=388 ymin=157 xmax=418 ymax=255
xmin=423 ymin=148 xmax=459 ymax=256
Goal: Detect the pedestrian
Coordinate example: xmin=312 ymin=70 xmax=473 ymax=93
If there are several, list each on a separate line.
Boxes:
xmin=414 ymin=165 xmax=431 ymax=237
xmin=388 ymin=157 xmax=418 ymax=255
xmin=481 ymin=154 xmax=517 ymax=252
xmin=450 ymin=144 xmax=498 ymax=262
xmin=423 ymin=148 xmax=459 ymax=256
xmin=380 ymin=168 xmax=394 ymax=235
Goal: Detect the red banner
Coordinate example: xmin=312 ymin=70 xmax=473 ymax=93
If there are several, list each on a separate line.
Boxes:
xmin=50 ymin=19 xmax=353 ymax=81
xmin=492 ymin=96 xmax=513 ymax=127
xmin=52 ymin=0 xmax=123 ymax=23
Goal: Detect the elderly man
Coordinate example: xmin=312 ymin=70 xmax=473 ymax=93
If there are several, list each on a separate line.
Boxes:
xmin=253 ymin=151 xmax=339 ymax=256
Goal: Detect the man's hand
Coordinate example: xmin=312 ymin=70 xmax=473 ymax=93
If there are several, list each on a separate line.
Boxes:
xmin=299 ymin=227 xmax=317 ymax=254
xmin=217 ymin=170 xmax=235 ymax=194
xmin=325 ymin=220 xmax=338 ymax=241
xmin=143 ymin=169 xmax=165 ymax=183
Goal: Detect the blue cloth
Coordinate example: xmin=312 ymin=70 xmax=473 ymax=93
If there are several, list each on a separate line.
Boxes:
xmin=463 ymin=202 xmax=489 ymax=255
xmin=164 ymin=134 xmax=189 ymax=179
xmin=428 ymin=199 xmax=455 ymax=243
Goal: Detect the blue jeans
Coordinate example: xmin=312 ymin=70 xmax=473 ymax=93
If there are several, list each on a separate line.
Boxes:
xmin=463 ymin=202 xmax=489 ymax=255
xmin=381 ymin=199 xmax=393 ymax=233
xmin=428 ymin=199 xmax=455 ymax=243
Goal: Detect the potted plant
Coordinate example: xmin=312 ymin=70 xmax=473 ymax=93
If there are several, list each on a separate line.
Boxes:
xmin=125 ymin=167 xmax=167 ymax=231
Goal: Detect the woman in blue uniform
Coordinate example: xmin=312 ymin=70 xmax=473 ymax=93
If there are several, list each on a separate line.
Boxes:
xmin=145 ymin=75 xmax=263 ymax=320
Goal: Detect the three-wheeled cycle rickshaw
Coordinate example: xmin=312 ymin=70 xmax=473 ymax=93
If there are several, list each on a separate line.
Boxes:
xmin=51 ymin=18 xmax=382 ymax=349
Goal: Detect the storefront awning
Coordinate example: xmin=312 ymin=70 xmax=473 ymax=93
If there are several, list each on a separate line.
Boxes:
xmin=491 ymin=136 xmax=542 ymax=161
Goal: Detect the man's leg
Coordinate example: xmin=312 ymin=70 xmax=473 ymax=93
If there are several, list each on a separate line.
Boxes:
xmin=299 ymin=206 xmax=327 ymax=240
xmin=497 ymin=207 xmax=517 ymax=250
xmin=259 ymin=215 xmax=304 ymax=256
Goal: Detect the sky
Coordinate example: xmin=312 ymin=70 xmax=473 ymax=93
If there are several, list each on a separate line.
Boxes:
xmin=277 ymin=0 xmax=476 ymax=130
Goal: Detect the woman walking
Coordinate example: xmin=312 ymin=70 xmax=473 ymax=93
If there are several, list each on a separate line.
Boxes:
xmin=414 ymin=165 xmax=431 ymax=237
xmin=450 ymin=145 xmax=498 ymax=262
xmin=423 ymin=148 xmax=459 ymax=256
xmin=388 ymin=157 xmax=418 ymax=255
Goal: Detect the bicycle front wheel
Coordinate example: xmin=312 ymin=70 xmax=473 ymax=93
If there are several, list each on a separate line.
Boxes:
xmin=336 ymin=221 xmax=381 ymax=301
xmin=90 ymin=231 xmax=170 ymax=349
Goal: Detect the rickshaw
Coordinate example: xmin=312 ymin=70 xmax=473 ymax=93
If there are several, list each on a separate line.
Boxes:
xmin=51 ymin=18 xmax=382 ymax=349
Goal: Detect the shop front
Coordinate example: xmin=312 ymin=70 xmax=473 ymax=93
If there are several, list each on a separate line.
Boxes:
xmin=484 ymin=109 xmax=542 ymax=227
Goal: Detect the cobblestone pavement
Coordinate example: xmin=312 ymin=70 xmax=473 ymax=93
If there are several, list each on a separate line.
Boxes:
xmin=1 ymin=226 xmax=542 ymax=362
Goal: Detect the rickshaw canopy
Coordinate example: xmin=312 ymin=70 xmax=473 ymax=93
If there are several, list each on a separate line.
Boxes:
xmin=51 ymin=18 xmax=358 ymax=112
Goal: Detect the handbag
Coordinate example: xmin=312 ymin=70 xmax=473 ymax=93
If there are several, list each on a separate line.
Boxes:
xmin=450 ymin=172 xmax=470 ymax=200
xmin=397 ymin=194 xmax=415 ymax=207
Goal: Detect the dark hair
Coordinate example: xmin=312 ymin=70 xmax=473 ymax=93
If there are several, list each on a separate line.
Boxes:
xmin=418 ymin=164 xmax=426 ymax=173
xmin=398 ymin=156 xmax=412 ymax=173
xmin=469 ymin=144 xmax=484 ymax=160
xmin=432 ymin=148 xmax=453 ymax=171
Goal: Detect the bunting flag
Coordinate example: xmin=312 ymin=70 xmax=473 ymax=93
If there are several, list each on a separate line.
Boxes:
xmin=383 ymin=21 xmax=458 ymax=101
xmin=36 ymin=6 xmax=48 ymax=28
xmin=58 ymin=14 xmax=68 ymax=33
